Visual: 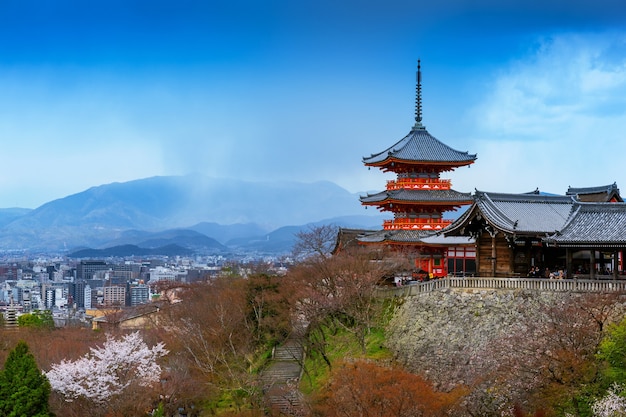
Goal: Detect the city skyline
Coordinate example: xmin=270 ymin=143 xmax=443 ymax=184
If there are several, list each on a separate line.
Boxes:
xmin=1 ymin=1 xmax=625 ymax=208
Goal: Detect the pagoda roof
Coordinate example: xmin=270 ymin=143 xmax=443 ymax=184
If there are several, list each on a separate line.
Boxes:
xmin=545 ymin=202 xmax=626 ymax=247
xmin=566 ymin=182 xmax=622 ymax=202
xmin=363 ymin=126 xmax=477 ymax=168
xmin=360 ymin=188 xmax=473 ymax=205
xmin=445 ymin=191 xmax=576 ymax=236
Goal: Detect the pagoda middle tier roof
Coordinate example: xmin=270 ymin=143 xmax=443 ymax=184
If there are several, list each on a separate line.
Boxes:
xmin=363 ymin=126 xmax=477 ymax=167
xmin=360 ymin=188 xmax=473 ymax=205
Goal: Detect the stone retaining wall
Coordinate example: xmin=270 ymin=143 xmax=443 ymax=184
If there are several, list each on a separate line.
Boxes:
xmin=386 ymin=288 xmax=626 ymax=391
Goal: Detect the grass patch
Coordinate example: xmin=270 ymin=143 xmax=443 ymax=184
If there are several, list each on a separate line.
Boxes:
xmin=365 ymin=327 xmax=392 ymax=360
xmin=300 ymin=325 xmax=392 ymax=395
xmin=249 ymin=344 xmax=275 ymax=374
xmin=300 ymin=298 xmax=397 ymax=395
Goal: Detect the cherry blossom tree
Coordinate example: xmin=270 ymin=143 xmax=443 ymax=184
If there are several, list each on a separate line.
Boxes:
xmin=46 ymin=332 xmax=167 ymax=407
xmin=591 ymin=383 xmax=626 ymax=417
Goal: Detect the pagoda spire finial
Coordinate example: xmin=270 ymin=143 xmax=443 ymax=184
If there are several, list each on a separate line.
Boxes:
xmin=413 ymin=59 xmax=424 ymax=130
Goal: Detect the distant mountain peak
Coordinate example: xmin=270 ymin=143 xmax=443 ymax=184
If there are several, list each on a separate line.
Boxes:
xmin=0 ymin=176 xmax=379 ymax=253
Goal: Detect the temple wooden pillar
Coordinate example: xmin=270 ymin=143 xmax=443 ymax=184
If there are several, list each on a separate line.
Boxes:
xmin=510 ymin=246 xmax=517 ymax=276
xmin=475 ymin=241 xmax=480 ymax=278
xmin=590 ymin=250 xmax=596 ymax=280
xmin=491 ymin=232 xmax=497 ymax=277
xmin=614 ymin=250 xmax=619 ymax=280
xmin=566 ymin=248 xmax=573 ymax=279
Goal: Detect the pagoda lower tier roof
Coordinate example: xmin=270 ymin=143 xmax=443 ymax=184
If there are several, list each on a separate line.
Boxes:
xmin=360 ymin=188 xmax=473 ymax=205
xmin=357 ymin=228 xmax=475 ymax=245
xmin=363 ymin=126 xmax=476 ymax=168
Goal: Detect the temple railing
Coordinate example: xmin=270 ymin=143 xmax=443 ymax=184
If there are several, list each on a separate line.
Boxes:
xmin=375 ymin=277 xmax=626 ymax=298
xmin=386 ymin=178 xmax=451 ymax=190
xmin=383 ymin=218 xmax=453 ymax=230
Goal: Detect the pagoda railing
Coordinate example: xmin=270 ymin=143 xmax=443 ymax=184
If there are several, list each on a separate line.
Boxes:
xmin=386 ymin=178 xmax=451 ymax=190
xmin=383 ymin=218 xmax=453 ymax=230
xmin=375 ymin=277 xmax=626 ymax=297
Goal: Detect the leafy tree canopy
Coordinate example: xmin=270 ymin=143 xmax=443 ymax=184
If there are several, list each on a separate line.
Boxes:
xmin=18 ymin=310 xmax=54 ymax=329
xmin=598 ymin=316 xmax=626 ymax=385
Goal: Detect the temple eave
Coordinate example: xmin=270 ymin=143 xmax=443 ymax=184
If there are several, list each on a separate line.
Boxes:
xmin=360 ymin=201 xmax=473 ymax=208
xmin=364 ymin=158 xmax=475 ymax=169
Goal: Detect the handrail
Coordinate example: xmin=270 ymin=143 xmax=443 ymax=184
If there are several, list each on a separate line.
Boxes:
xmin=375 ymin=277 xmax=626 ymax=297
xmin=383 ymin=218 xmax=453 ymax=230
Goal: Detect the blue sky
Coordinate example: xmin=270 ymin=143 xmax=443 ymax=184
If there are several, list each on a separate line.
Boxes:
xmin=1 ymin=0 xmax=625 ymax=208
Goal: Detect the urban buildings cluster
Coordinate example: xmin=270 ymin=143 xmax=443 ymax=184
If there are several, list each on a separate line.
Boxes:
xmin=0 ymin=253 xmax=286 ymax=327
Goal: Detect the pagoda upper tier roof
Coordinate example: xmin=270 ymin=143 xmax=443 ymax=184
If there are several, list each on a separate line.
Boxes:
xmin=360 ymin=188 xmax=473 ymax=205
xmin=363 ymin=126 xmax=477 ymax=168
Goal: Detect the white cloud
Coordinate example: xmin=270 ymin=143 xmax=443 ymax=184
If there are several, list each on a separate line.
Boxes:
xmin=463 ymin=32 xmax=626 ymax=194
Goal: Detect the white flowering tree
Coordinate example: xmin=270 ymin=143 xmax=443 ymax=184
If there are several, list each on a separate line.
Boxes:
xmin=592 ymin=383 xmax=626 ymax=417
xmin=46 ymin=332 xmax=168 ymax=405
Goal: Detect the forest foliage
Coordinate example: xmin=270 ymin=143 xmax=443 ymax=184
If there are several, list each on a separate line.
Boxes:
xmin=2 ymin=226 xmax=626 ymax=415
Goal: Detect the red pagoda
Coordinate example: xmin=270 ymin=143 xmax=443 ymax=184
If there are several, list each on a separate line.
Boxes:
xmin=358 ymin=61 xmax=477 ymax=277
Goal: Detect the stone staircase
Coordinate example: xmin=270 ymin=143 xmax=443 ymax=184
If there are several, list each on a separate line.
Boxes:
xmin=260 ymin=329 xmax=306 ymax=416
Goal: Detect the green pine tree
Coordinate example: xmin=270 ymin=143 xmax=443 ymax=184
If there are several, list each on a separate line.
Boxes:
xmin=0 ymin=341 xmax=52 ymax=417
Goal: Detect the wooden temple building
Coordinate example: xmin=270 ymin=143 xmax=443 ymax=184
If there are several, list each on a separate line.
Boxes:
xmin=355 ymin=61 xmax=477 ymax=278
xmin=443 ymin=185 xmax=626 ymax=279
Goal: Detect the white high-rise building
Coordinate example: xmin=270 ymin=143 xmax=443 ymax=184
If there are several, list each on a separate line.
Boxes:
xmin=54 ymin=288 xmax=65 ymax=308
xmin=84 ymin=285 xmax=92 ymax=310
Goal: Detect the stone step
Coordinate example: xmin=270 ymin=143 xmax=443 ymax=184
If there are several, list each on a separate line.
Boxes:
xmin=262 ymin=320 xmax=308 ymax=416
xmin=266 ymin=391 xmax=303 ymax=415
xmin=262 ymin=372 xmax=300 ymax=382
xmin=274 ymin=350 xmax=303 ymax=361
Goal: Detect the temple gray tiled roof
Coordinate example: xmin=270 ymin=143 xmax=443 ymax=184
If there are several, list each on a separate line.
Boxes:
xmin=566 ymin=183 xmax=619 ymax=196
xmin=444 ymin=191 xmax=577 ymax=236
xmin=545 ymin=203 xmax=626 ymax=247
xmin=357 ymin=228 xmax=475 ymax=245
xmin=420 ymin=234 xmax=475 ymax=246
xmin=360 ymin=188 xmax=473 ymax=204
xmin=357 ymin=229 xmax=433 ymax=244
xmin=473 ymin=191 xmax=576 ymax=234
xmin=566 ymin=183 xmax=623 ymax=202
xmin=362 ymin=127 xmax=477 ymax=166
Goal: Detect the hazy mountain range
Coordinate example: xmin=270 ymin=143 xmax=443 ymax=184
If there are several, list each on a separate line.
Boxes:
xmin=0 ymin=175 xmax=386 ymax=255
